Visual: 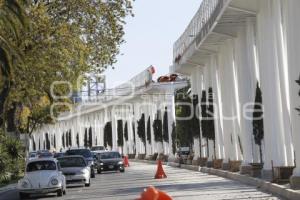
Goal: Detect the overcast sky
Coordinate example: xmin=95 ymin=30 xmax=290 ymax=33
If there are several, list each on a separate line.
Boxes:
xmin=104 ymin=0 xmax=201 ymax=88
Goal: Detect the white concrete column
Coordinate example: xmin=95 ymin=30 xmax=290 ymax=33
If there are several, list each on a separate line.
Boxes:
xmin=166 ymin=93 xmax=176 ymax=158
xmin=256 ymin=0 xmax=287 ymax=169
xmin=111 ymin=109 xmax=118 ymax=151
xmin=210 ymin=55 xmax=225 ymax=160
xmin=285 ymin=0 xmax=300 ymax=187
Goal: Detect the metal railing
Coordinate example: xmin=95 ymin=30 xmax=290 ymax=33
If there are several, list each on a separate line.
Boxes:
xmin=173 ymin=0 xmax=229 ymax=63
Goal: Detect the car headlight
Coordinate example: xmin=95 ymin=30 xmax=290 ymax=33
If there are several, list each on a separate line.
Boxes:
xmin=118 ymin=161 xmax=124 ymax=165
xmin=19 ymin=179 xmax=31 ymax=189
xmin=100 ymin=162 xmax=104 ymax=166
xmin=80 ymin=168 xmax=89 ymax=175
xmin=51 ymin=178 xmax=59 ymax=185
xmin=88 ymin=160 xmax=94 ymax=166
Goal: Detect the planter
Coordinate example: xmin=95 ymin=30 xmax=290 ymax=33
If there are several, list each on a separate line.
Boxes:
xmin=213 ymin=159 xmax=223 ymax=169
xmin=138 ymin=154 xmax=146 ymax=160
xmin=273 ymin=166 xmax=295 ymax=183
xmin=250 ymin=163 xmax=263 ymax=178
xmin=127 ymin=154 xmax=136 ymax=159
xmin=199 ymin=157 xmax=208 ymax=167
xmin=229 ymin=160 xmax=242 ymax=172
xmin=206 ymin=161 xmax=213 ymax=168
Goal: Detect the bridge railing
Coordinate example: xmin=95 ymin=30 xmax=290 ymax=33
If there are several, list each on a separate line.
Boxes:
xmin=173 ymin=0 xmax=229 ymax=64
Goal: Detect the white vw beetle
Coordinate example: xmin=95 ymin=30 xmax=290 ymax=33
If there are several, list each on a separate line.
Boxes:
xmin=18 ymin=158 xmax=66 ymax=199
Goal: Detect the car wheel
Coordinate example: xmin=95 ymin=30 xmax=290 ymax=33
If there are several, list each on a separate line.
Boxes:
xmin=97 ymin=169 xmax=102 ymax=174
xmin=85 ymin=179 xmax=91 ymax=187
xmin=91 ymin=170 xmax=95 ymax=178
xmin=120 ymin=168 xmax=125 ymax=173
xmin=19 ymin=192 xmax=29 ymax=199
xmin=63 ymin=189 xmax=66 ymax=195
xmin=57 ymin=189 xmax=63 ymax=197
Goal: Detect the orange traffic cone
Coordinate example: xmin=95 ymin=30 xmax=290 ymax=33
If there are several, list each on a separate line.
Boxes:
xmin=154 ymin=160 xmax=167 ymax=179
xmin=123 ymin=155 xmax=129 ymax=167
xmin=137 ymin=186 xmax=172 ymax=200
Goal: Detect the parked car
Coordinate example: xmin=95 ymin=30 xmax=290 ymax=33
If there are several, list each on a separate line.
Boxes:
xmin=57 ymin=156 xmax=91 ymax=187
xmin=64 ymin=148 xmax=95 ymax=178
xmin=95 ymin=151 xmax=125 ymax=174
xmin=28 ymin=152 xmax=37 ymax=161
xmin=18 ymin=158 xmax=66 ymax=199
xmin=37 ymin=150 xmax=53 ymax=158
xmin=54 ymin=152 xmax=64 ymax=159
xmin=91 ymin=145 xmax=106 ymax=151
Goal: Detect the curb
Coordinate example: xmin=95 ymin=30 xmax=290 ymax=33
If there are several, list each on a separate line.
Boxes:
xmin=131 ymin=159 xmax=300 ymax=200
xmin=0 ymin=183 xmax=17 ymax=194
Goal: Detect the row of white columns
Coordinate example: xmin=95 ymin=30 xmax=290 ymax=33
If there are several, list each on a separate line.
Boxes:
xmin=186 ymin=0 xmax=300 ymax=183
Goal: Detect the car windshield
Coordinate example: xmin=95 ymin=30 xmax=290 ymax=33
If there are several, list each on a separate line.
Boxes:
xmin=91 ymin=146 xmax=105 ymax=151
xmin=99 ymin=152 xmax=121 ymax=159
xmin=65 ymin=149 xmax=92 ymax=158
xmin=58 ymin=157 xmax=86 ymax=168
xmin=39 ymin=153 xmax=53 ymax=158
xmin=29 ymin=153 xmax=36 ymax=158
xmin=26 ymin=161 xmax=56 ymax=172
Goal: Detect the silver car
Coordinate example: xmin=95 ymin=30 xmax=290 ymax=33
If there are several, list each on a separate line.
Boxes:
xmin=18 ymin=158 xmax=66 ymax=199
xmin=57 ymin=156 xmax=91 ymax=187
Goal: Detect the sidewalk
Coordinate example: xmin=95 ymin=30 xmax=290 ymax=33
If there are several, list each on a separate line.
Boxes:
xmin=132 ymin=159 xmax=300 ymax=200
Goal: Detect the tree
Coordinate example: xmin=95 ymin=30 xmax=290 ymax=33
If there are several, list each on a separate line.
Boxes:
xmin=124 ymin=122 xmax=128 ymax=141
xmin=117 ymin=120 xmax=124 ymax=148
xmin=163 ymin=107 xmax=169 ymax=142
xmin=88 ymin=127 xmax=93 ymax=148
xmin=61 ymin=133 xmax=64 ymax=148
xmin=0 ymin=0 xmax=28 ymax=128
xmin=1 ymin=0 xmax=134 ymax=137
xmin=191 ymin=95 xmax=201 ymax=139
xmin=296 ymin=76 xmax=300 ymax=114
xmin=207 ymin=88 xmax=216 ymax=158
xmin=252 ymin=82 xmax=264 ymax=163
xmin=146 ymin=116 xmax=151 ymax=144
xmin=132 ymin=122 xmax=136 ymax=154
xmin=76 ymin=133 xmax=79 ymax=148
xmin=84 ymin=128 xmax=88 ymax=148
xmin=53 ymin=135 xmax=56 ymax=149
xmin=68 ymin=130 xmax=72 ymax=147
xmin=137 ymin=114 xmax=146 ymax=152
xmin=153 ymin=112 xmax=163 ymax=143
xmin=104 ymin=122 xmax=112 ymax=148
xmin=175 ymin=86 xmax=193 ymax=147
xmin=171 ymin=122 xmax=177 ymax=154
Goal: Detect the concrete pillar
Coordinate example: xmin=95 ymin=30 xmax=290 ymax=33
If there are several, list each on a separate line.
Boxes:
xmin=256 ymin=0 xmax=288 ymax=175
xmin=285 ymin=0 xmax=300 ymax=189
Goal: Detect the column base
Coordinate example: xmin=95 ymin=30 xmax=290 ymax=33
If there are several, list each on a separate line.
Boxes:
xmin=240 ymin=164 xmax=252 ymax=175
xmin=290 ymin=175 xmax=300 ymax=190
xmin=262 ymin=169 xmax=273 ymax=181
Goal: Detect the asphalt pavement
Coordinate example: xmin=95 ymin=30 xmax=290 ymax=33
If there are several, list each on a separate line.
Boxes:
xmin=0 ymin=162 xmax=283 ymax=200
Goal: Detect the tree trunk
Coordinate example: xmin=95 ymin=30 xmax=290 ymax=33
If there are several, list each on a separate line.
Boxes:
xmin=259 ymin=145 xmax=263 ymax=164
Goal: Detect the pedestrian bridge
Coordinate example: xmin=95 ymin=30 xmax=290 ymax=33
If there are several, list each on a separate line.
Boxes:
xmin=31 ymin=0 xmax=300 ymax=189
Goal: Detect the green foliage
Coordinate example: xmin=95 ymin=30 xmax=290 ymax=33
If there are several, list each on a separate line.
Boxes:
xmin=191 ymin=95 xmax=200 ymax=138
xmin=207 ymin=88 xmax=215 ymax=140
xmin=117 ymin=120 xmax=124 ymax=147
xmin=171 ymin=122 xmax=176 ymax=154
xmin=124 ymin=122 xmax=128 ymax=141
xmin=296 ymin=76 xmax=300 ymax=114
xmin=104 ymin=122 xmax=112 ymax=148
xmin=0 ymin=0 xmax=134 ymax=133
xmin=175 ymin=86 xmax=193 ymax=146
xmin=153 ymin=111 xmax=163 ymax=142
xmin=146 ymin=116 xmax=151 ymax=144
xmin=137 ymin=114 xmax=146 ymax=146
xmin=163 ymin=108 xmax=169 ymax=142
xmin=88 ymin=127 xmax=92 ymax=148
xmin=76 ymin=133 xmax=79 ymax=147
xmin=252 ymin=83 xmax=264 ymax=146
xmin=0 ymin=129 xmax=25 ymax=184
xmin=200 ymin=90 xmax=208 ymax=139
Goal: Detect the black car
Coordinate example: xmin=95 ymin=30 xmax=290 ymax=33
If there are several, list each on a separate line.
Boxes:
xmin=96 ymin=151 xmax=124 ymax=174
xmin=65 ymin=148 xmax=96 ymax=178
xmin=54 ymin=152 xmax=64 ymax=159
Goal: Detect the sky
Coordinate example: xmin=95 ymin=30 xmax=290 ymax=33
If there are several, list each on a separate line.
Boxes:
xmin=104 ymin=0 xmax=201 ymax=88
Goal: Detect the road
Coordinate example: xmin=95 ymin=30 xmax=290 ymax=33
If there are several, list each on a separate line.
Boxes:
xmin=0 ymin=162 xmax=283 ymax=200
